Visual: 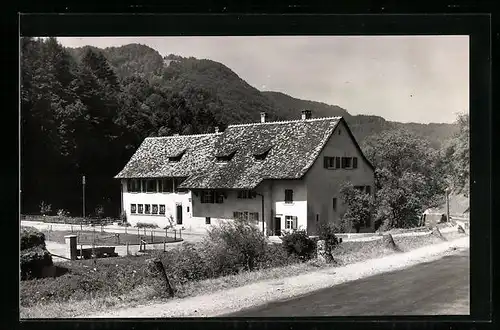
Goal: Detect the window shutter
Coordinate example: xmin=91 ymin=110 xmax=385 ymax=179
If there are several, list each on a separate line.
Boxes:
xmin=353 ymin=157 xmax=358 ymax=169
xmin=324 ymin=157 xmax=328 ymax=168
xmin=335 ymin=157 xmax=340 ymax=169
xmin=341 ymin=157 xmax=345 ymax=168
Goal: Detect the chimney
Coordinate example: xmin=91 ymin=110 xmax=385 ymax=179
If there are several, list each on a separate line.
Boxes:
xmin=301 ymin=110 xmax=312 ymax=120
xmin=260 ymin=112 xmax=268 ymax=123
xmin=215 ymin=127 xmax=219 ymax=133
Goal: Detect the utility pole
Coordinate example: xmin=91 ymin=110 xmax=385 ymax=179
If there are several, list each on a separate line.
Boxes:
xmin=256 ymin=192 xmax=266 ymax=236
xmin=82 ymin=175 xmax=86 ymax=219
xmin=445 ymin=187 xmax=450 ymax=222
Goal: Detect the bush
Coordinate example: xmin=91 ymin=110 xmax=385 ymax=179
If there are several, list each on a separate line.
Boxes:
xmin=281 ymin=230 xmax=317 ymax=261
xmin=21 ymin=226 xmax=46 ymax=250
xmin=317 ymin=223 xmax=341 ymax=255
xmin=135 ymin=222 xmax=159 ymax=229
xmin=154 ymin=243 xmax=210 ymax=286
xmin=204 ymin=219 xmax=267 ymax=273
xmin=256 ymin=243 xmax=299 ymax=269
xmin=20 ymin=256 xmax=149 ymax=306
xmin=20 ymin=246 xmax=53 ymax=280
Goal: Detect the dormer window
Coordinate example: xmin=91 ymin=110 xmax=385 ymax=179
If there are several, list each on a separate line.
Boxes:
xmin=253 ymin=145 xmax=272 ymax=161
xmin=215 ymin=149 xmax=237 ymax=162
xmin=168 ymin=149 xmax=186 ymax=162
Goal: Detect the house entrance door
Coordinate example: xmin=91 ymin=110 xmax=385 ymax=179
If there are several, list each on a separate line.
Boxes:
xmin=274 ymin=217 xmax=281 ymax=236
xmin=176 ymin=205 xmax=183 ymax=224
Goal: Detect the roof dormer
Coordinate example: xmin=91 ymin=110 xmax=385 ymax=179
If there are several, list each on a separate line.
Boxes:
xmin=253 ymin=145 xmax=272 ymax=160
xmin=215 ymin=148 xmax=237 ymax=162
xmin=168 ymin=149 xmax=186 ymax=162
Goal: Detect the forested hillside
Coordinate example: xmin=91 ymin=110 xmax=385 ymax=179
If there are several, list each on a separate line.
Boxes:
xmin=21 ymin=38 xmax=461 ymax=217
xmin=68 ymin=43 xmax=458 ymax=146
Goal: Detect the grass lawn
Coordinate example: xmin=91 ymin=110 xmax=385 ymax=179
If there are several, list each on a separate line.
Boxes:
xmin=43 ymin=229 xmax=181 ymax=246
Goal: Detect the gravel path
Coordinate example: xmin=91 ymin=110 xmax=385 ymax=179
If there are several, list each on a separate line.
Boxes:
xmin=85 ymin=236 xmax=469 ymax=318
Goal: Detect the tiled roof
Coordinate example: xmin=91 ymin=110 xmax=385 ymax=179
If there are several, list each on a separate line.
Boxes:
xmin=114 ymin=133 xmax=220 ymax=179
xmin=115 ymin=116 xmax=373 ymax=189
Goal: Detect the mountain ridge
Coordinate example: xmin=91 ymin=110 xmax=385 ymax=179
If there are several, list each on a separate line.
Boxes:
xmin=66 ymin=43 xmax=458 ymax=147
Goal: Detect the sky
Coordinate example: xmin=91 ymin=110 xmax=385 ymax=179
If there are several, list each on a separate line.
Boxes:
xmin=56 ymin=36 xmax=469 ymax=124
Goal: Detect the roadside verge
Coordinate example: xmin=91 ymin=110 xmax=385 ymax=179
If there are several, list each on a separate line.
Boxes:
xmin=86 ymin=236 xmax=469 ymax=318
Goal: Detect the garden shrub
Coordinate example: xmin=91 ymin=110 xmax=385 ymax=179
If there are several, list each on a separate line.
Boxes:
xmin=256 ymin=243 xmax=299 ymax=269
xmin=317 ymin=223 xmax=341 ymax=258
xmin=20 ymin=257 xmax=149 ymax=306
xmin=20 ymin=246 xmax=53 ymax=280
xmin=154 ymin=243 xmax=210 ymax=285
xmin=281 ymin=230 xmax=316 ymax=261
xmin=204 ymin=219 xmax=267 ymax=273
xmin=20 ymin=226 xmax=53 ymax=280
xmin=21 ymin=226 xmax=46 ymax=250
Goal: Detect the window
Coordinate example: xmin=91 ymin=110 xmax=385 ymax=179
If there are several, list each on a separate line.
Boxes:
xmin=161 ymin=178 xmax=173 ymax=193
xmin=332 ymin=198 xmax=337 ymax=211
xmin=249 ymin=212 xmax=259 ymax=223
xmin=366 ymin=186 xmax=372 ymax=195
xmin=323 ymin=156 xmax=338 ymax=169
xmin=152 ymin=204 xmax=158 ymax=215
xmin=159 ymin=204 xmax=165 ymax=215
xmin=285 ymin=216 xmax=298 ymax=229
xmin=205 ymin=217 xmax=211 ymax=224
xmin=187 ymin=206 xmax=190 ymax=212
xmin=127 ymin=179 xmax=141 ymax=193
xmin=145 ymin=204 xmax=151 ymax=214
xmin=285 ymin=189 xmax=294 ymax=204
xmin=145 ymin=180 xmax=157 ymax=193
xmin=233 ymin=211 xmax=259 ymax=222
xmin=342 ymin=157 xmax=352 ymax=169
xmin=201 ymin=191 xmax=224 ymax=204
xmin=338 ymin=128 xmax=341 ymax=135
xmin=138 ymin=204 xmax=144 ymax=214
xmin=341 ymin=157 xmax=357 ymax=169
xmin=173 ymin=178 xmax=187 ymax=192
xmin=354 ymin=186 xmax=364 ymax=192
xmin=237 ymin=190 xmax=255 ymax=199
xmin=335 ymin=157 xmax=341 ymax=169
xmin=316 ymin=214 xmax=319 ymax=222
xmin=130 ymin=204 xmax=137 ymax=214
xmin=216 ymin=192 xmax=224 ymax=204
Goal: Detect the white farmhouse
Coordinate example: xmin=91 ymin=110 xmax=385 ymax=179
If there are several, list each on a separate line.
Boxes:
xmin=115 ymin=110 xmax=375 ymax=235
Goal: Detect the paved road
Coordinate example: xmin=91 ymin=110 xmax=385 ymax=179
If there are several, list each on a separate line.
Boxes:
xmin=226 ymin=250 xmax=469 ymax=316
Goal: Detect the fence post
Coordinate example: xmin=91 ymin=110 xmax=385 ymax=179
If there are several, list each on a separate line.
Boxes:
xmin=125 ymin=226 xmax=127 ymax=235
xmin=179 ymin=228 xmax=182 ymax=240
xmin=126 ymin=242 xmax=129 ymax=256
xmin=137 ymin=227 xmax=140 ymax=243
xmin=174 ymin=229 xmax=176 ymax=241
xmin=71 ymin=225 xmax=73 ymax=233
xmin=80 ymin=244 xmax=83 ymax=259
xmin=64 ymin=235 xmax=77 ymax=260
